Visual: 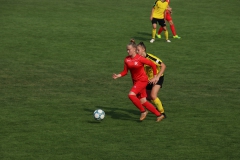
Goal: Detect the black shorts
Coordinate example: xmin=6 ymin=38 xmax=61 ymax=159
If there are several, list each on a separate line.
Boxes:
xmin=146 ymin=76 xmax=164 ymax=90
xmin=151 ymin=18 xmax=166 ymax=27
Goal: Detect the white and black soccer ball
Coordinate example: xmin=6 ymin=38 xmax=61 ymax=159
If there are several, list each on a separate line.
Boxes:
xmin=93 ymin=109 xmax=105 ymax=121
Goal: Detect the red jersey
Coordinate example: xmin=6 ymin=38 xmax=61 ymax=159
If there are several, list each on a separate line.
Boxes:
xmin=120 ymin=54 xmax=157 ymax=82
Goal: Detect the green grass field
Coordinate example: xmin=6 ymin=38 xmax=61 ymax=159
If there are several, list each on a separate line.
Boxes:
xmin=1 ymin=0 xmax=240 ymax=159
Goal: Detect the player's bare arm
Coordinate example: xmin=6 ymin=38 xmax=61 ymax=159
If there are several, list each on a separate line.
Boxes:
xmin=150 ymin=8 xmax=154 ymax=21
xmin=167 ymin=5 xmax=172 ymax=13
xmin=157 ymin=62 xmax=166 ymax=79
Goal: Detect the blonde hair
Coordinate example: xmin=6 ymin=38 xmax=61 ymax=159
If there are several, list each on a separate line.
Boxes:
xmin=127 ymin=39 xmax=137 ymax=49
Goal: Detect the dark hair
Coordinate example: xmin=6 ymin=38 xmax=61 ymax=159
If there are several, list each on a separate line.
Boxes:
xmin=128 ymin=39 xmax=137 ymax=49
xmin=137 ymin=41 xmax=146 ymax=51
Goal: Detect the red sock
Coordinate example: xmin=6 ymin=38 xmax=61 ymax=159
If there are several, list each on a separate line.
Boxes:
xmin=158 ymin=27 xmax=164 ymax=35
xmin=128 ymin=95 xmax=145 ymax=112
xmin=142 ymin=101 xmax=161 ymax=116
xmin=170 ymin=24 xmax=176 ymax=36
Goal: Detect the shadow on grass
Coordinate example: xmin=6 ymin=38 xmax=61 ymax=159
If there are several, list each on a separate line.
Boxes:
xmin=87 ymin=121 xmax=103 ymax=124
xmin=84 ymin=106 xmax=142 ymax=122
xmin=133 ymin=31 xmax=151 ymax=42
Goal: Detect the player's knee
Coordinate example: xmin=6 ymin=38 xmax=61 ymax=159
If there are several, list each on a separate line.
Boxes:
xmin=150 ymin=94 xmax=158 ymax=100
xmin=140 ymin=98 xmax=147 ymax=104
xmin=128 ymin=93 xmax=135 ymax=99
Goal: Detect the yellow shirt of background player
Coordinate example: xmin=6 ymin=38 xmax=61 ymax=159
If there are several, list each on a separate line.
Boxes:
xmin=152 ymin=0 xmax=168 ymax=19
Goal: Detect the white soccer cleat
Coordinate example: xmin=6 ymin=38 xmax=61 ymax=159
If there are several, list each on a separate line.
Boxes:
xmin=140 ymin=110 xmax=148 ymax=121
xmin=150 ymin=39 xmax=155 ymax=43
xmin=166 ymin=40 xmax=171 ymax=43
xmin=156 ymin=114 xmax=165 ymax=122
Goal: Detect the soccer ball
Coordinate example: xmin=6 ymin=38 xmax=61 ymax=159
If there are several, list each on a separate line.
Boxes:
xmin=93 ymin=109 xmax=105 ymax=121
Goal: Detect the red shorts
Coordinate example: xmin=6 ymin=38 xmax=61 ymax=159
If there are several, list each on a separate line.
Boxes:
xmin=165 ymin=14 xmax=172 ymax=21
xmin=130 ymin=80 xmax=148 ymax=99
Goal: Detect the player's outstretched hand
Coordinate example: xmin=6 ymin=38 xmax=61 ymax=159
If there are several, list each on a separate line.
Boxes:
xmin=112 ymin=73 xmax=120 ymax=79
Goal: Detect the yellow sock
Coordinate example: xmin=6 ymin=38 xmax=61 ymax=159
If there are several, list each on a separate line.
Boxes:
xmin=151 ymin=98 xmax=164 ymax=113
xmin=152 ymin=29 xmax=156 ymax=39
xmin=164 ymin=30 xmax=169 ymax=40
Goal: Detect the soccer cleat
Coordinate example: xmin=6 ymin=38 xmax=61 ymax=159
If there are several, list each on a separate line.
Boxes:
xmin=162 ymin=113 xmax=167 ymax=119
xmin=166 ymin=40 xmax=171 ymax=43
xmin=150 ymin=39 xmax=155 ymax=43
xmin=156 ymin=34 xmax=161 ymax=38
xmin=140 ymin=110 xmax=148 ymax=121
xmin=173 ymin=35 xmax=181 ymax=39
xmin=156 ymin=114 xmax=165 ymax=122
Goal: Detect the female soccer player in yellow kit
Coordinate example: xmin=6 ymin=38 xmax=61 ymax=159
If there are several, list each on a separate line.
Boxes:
xmin=137 ymin=41 xmax=167 ymax=118
xmin=150 ymin=0 xmax=170 ymax=43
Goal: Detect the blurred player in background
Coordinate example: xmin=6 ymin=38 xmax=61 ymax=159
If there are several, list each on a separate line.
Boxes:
xmin=112 ymin=39 xmax=165 ymax=122
xmin=156 ymin=0 xmax=181 ymax=39
xmin=137 ymin=41 xmax=167 ymax=118
xmin=150 ymin=0 xmax=171 ymax=43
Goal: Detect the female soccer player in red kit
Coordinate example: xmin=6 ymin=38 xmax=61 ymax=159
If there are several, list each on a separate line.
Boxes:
xmin=156 ymin=0 xmax=181 ymax=39
xmin=112 ymin=39 xmax=165 ymax=122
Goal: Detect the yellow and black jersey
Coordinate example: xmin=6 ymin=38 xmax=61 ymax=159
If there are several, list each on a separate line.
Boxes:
xmin=152 ymin=0 xmax=168 ymax=19
xmin=144 ymin=53 xmax=163 ymax=79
